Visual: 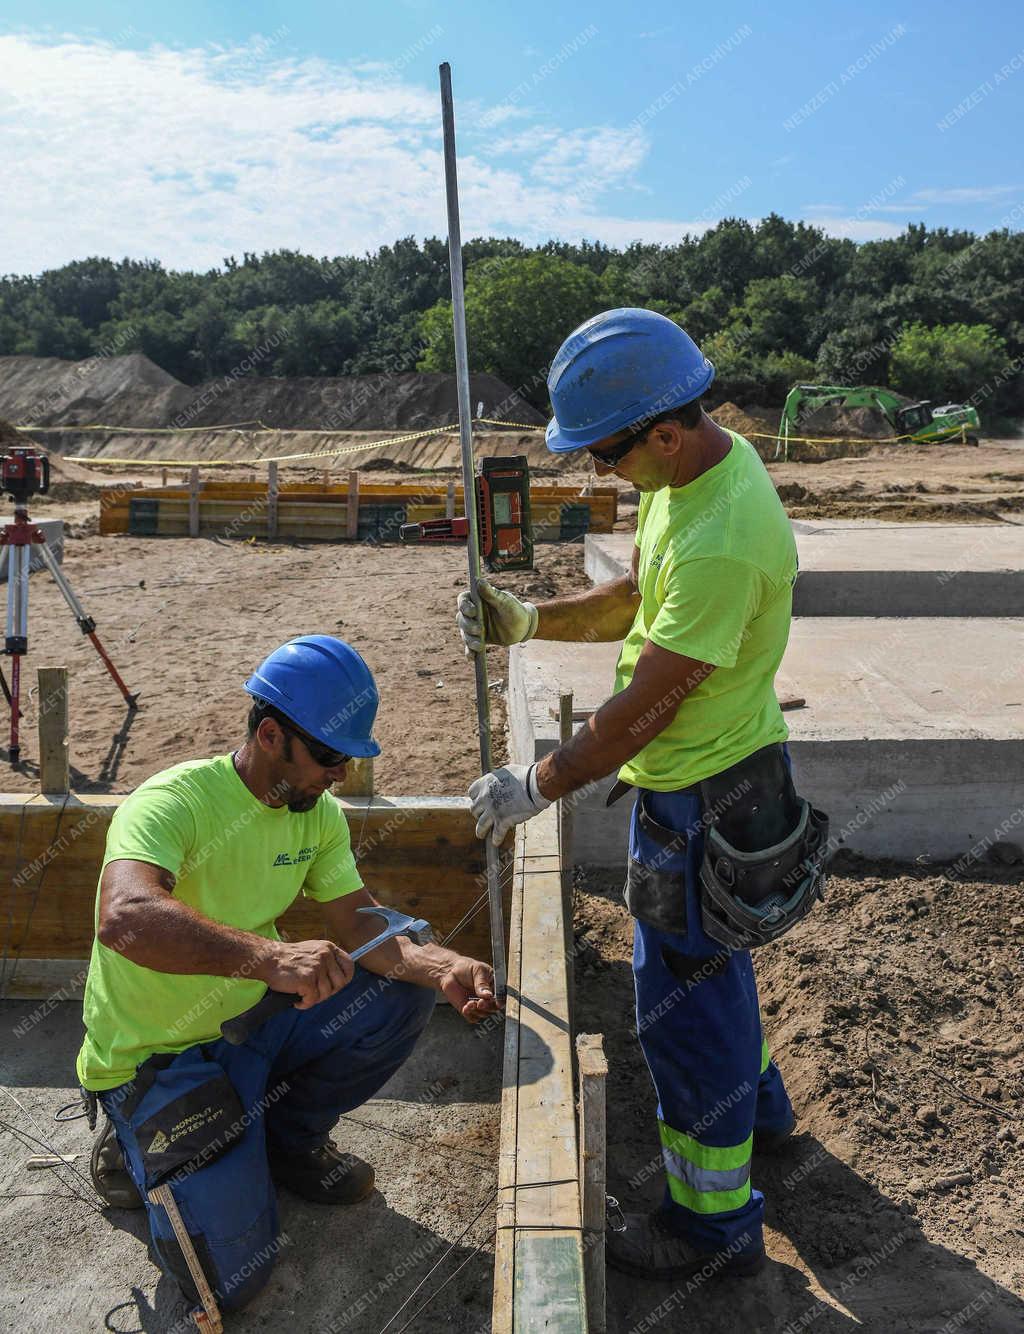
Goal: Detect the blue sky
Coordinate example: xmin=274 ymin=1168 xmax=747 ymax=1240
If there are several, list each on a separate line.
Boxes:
xmin=1 ymin=0 xmax=1021 ymax=273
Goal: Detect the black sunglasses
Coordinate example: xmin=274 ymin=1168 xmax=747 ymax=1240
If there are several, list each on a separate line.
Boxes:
xmin=587 ymin=420 xmax=655 ymax=468
xmin=279 ymin=719 xmax=351 ymax=769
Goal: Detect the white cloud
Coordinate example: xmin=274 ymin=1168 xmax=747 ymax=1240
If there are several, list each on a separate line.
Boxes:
xmin=909 ymin=185 xmax=1020 ymax=205
xmin=0 ymin=31 xmax=715 ymax=271
xmin=808 ymin=216 xmax=907 ymax=240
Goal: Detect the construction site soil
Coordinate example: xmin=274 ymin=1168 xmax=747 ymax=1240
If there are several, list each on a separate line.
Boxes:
xmin=3 ymin=427 xmax=1020 ymax=796
xmin=575 ymin=858 xmax=1024 ymax=1332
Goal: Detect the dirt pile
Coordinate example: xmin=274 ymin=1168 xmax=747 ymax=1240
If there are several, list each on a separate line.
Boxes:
xmin=800 ymin=402 xmax=903 ymax=440
xmin=574 ymin=859 xmax=1024 ymax=1330
xmin=711 ymin=401 xmax=775 ymax=441
xmin=0 ymin=353 xmax=544 ymax=434
xmin=175 ymin=370 xmax=544 ymax=432
xmin=0 ymin=353 xmax=190 ymax=427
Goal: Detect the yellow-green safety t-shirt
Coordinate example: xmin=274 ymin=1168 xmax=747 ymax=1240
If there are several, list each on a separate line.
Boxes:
xmin=615 ymin=432 xmax=797 ymax=791
xmin=76 ymin=754 xmax=363 ymax=1090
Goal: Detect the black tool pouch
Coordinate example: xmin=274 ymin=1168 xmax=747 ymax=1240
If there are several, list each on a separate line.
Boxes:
xmin=621 ymin=793 xmax=694 ymax=934
xmin=130 ymin=1059 xmax=246 ymax=1190
xmin=698 ymin=742 xmax=802 ymax=856
xmin=696 ymin=743 xmax=830 ymax=949
xmin=624 ymin=857 xmax=688 ymax=934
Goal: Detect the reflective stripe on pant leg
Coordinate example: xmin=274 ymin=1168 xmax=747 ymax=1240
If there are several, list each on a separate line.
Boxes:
xmin=630 ymin=786 xmax=765 ymax=1254
xmin=761 ymin=1037 xmax=770 ymax=1075
xmin=659 ymin=1122 xmax=752 ymax=1214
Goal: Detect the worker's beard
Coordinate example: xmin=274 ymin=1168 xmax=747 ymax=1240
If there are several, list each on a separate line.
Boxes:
xmin=287 ymin=791 xmax=320 ymax=814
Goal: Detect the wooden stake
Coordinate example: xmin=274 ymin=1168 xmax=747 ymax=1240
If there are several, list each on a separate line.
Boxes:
xmin=558 ymin=689 xmax=575 ymax=1008
xmin=267 ymin=461 xmax=279 ymax=541
xmin=346 ymin=470 xmax=360 ymax=540
xmin=577 ymin=1032 xmax=608 ymax=1333
xmin=188 ymin=467 xmax=200 ymax=538
xmin=334 ymin=756 xmax=374 ymax=798
xmin=37 ymin=667 xmax=69 ymax=795
xmin=445 ymin=478 xmax=456 ymax=519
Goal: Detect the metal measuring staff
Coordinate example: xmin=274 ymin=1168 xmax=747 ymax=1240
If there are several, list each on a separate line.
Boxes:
xmin=439 ymin=61 xmax=507 ymax=998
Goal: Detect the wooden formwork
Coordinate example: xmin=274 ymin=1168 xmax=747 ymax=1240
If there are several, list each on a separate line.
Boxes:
xmin=493 ymin=802 xmax=590 ymax=1332
xmin=97 ymin=477 xmax=618 ymax=540
xmin=0 ymin=791 xmax=508 ymax=999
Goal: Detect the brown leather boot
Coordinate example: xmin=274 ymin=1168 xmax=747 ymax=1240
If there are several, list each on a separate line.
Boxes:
xmin=90 ymin=1118 xmax=143 ymax=1210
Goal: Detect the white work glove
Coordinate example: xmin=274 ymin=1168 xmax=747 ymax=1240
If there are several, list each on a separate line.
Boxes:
xmin=469 ymin=764 xmax=552 ymax=845
xmin=456 ymin=579 xmax=538 ymax=655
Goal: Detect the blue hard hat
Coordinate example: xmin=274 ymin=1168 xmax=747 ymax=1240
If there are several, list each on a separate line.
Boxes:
xmin=545 ymin=307 xmax=715 ymax=453
xmin=244 ymin=636 xmax=381 ymax=758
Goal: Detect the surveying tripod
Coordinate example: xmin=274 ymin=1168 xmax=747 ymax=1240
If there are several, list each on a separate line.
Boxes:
xmin=0 ymin=448 xmax=137 ymax=765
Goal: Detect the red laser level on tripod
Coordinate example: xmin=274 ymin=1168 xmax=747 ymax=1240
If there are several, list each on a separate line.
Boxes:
xmin=0 ymin=447 xmax=138 ymax=766
xmin=399 ymin=456 xmax=533 ymax=571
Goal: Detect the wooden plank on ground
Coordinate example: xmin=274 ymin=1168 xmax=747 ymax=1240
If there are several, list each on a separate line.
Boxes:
xmin=493 ymin=803 xmax=587 ymax=1333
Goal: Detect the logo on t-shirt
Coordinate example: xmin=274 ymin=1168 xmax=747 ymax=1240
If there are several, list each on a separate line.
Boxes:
xmin=272 ymin=846 xmax=317 ymax=867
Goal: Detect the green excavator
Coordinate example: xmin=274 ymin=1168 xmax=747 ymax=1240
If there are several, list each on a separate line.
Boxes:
xmin=777 ymin=383 xmax=981 ymax=458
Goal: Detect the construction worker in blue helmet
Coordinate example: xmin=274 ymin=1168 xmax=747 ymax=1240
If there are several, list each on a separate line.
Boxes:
xmin=77 ymin=635 xmax=499 ymax=1314
xmin=458 ymin=309 xmax=829 ymax=1285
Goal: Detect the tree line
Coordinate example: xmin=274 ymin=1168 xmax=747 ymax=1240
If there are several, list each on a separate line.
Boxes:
xmin=1 ymin=216 xmax=1021 ymax=423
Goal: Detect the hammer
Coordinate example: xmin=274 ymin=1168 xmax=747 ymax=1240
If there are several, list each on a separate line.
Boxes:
xmin=220 ymin=905 xmax=433 ymax=1046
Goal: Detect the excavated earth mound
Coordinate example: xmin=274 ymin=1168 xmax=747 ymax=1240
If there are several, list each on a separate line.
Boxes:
xmin=0 ymin=355 xmax=544 ymax=432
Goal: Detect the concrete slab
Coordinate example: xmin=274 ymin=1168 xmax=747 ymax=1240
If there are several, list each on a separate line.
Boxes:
xmin=0 ymin=999 xmax=499 ymax=1331
xmin=511 ymin=618 xmax=1024 ymax=864
xmin=585 ymin=520 xmax=1024 ymax=616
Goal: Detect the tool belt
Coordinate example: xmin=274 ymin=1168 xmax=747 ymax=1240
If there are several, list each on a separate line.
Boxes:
xmin=698 ymin=743 xmax=830 ymax=949
xmin=621 ymin=743 xmax=830 ymax=948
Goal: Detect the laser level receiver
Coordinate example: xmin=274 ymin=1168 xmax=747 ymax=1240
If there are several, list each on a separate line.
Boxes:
xmin=399 ymin=455 xmax=533 ymax=571
xmin=1 ymin=448 xmax=50 ymax=505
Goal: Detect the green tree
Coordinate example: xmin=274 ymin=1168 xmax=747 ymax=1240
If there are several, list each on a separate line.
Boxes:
xmin=890 ymin=322 xmax=1007 ymax=406
xmin=419 ymin=254 xmax=605 ymax=406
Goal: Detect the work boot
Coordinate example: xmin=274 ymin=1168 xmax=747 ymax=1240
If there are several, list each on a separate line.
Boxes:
xmin=753 ymin=1111 xmax=797 ymax=1154
xmin=90 ymin=1118 xmax=143 ymax=1209
xmin=606 ymin=1209 xmax=765 ymax=1282
xmin=268 ymin=1140 xmax=375 ymax=1205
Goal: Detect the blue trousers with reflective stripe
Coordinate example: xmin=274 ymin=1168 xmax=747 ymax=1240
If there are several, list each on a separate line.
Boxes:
xmin=629 ymin=785 xmax=793 ymax=1256
xmin=99 ymin=969 xmax=434 ymax=1311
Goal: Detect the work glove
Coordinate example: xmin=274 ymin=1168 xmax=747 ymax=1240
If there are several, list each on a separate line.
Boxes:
xmin=456 ymin=580 xmax=538 ymax=655
xmin=469 ymin=763 xmax=552 ymax=845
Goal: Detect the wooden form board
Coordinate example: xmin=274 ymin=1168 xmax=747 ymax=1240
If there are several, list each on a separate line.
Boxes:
xmin=493 ymin=803 xmax=588 ymax=1333
xmin=99 ymin=482 xmax=617 ymax=537
xmin=0 ymin=793 xmax=507 ymax=997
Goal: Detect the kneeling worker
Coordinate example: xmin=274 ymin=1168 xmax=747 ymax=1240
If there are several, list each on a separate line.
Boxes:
xmin=78 ymin=635 xmax=499 ymax=1314
xmin=458 ymin=309 xmax=828 ymax=1285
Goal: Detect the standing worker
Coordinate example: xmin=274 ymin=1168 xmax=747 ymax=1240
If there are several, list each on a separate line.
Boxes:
xmin=79 ymin=636 xmax=499 ymax=1316
xmin=457 ymin=309 xmax=828 ymax=1284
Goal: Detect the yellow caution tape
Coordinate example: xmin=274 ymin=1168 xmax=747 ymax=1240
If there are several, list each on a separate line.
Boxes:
xmin=53 ymin=416 xmax=549 ymax=470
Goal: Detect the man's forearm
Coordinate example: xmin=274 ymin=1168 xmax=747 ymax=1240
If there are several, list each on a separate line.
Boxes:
xmin=535 ymin=689 xmax=663 ymax=798
xmin=101 ymin=893 xmax=276 ymax=982
xmin=351 ymin=934 xmax=457 ymax=989
xmin=535 ymin=576 xmax=639 ymax=642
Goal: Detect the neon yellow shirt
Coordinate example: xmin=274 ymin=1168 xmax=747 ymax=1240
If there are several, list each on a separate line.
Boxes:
xmin=76 ymin=754 xmax=363 ymax=1090
xmin=615 ymin=433 xmax=797 ymax=791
